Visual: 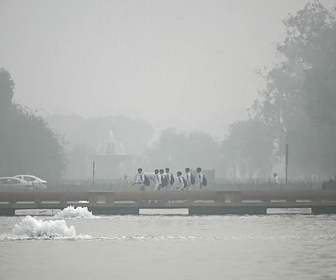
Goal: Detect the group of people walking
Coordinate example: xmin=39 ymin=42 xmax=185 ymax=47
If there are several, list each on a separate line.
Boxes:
xmin=133 ymin=167 xmax=206 ymax=191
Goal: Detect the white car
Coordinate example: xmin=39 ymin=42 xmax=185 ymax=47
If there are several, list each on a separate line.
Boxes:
xmin=0 ymin=177 xmax=33 ymax=190
xmin=14 ymin=175 xmax=47 ymax=190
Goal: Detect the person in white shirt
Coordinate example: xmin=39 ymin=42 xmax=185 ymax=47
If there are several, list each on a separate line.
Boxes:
xmin=153 ymin=169 xmax=161 ymax=191
xmin=185 ymin=167 xmax=192 ymax=190
xmin=176 ymin=171 xmax=187 ymax=190
xmin=159 ymin=169 xmax=168 ymax=190
xmin=165 ymin=167 xmax=174 ymax=190
xmin=272 ymin=172 xmax=279 ymax=183
xmin=133 ymin=168 xmax=145 ymax=191
xmin=196 ymin=167 xmax=204 ymax=190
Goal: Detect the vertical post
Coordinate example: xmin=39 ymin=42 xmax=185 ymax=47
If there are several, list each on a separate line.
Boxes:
xmin=93 ymin=161 xmax=95 ymax=189
xmin=285 ymin=144 xmax=289 ymax=186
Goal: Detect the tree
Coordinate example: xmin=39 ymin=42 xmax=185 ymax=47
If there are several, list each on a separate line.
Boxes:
xmin=67 ymin=144 xmax=94 ymax=179
xmin=146 ymin=129 xmax=220 ymax=173
xmin=0 ymin=69 xmax=67 ymax=181
xmin=251 ymin=1 xmax=336 ymax=178
xmin=219 ymin=120 xmax=274 ymax=179
xmin=0 ymin=68 xmax=14 ymax=113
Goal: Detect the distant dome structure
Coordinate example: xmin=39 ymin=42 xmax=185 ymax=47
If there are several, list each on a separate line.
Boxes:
xmin=106 ymin=130 xmax=126 ymax=155
xmin=89 ymin=129 xmax=133 ymax=179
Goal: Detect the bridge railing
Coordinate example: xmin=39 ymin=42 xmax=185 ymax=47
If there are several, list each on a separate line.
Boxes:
xmin=0 ymin=190 xmax=243 ymax=204
xmin=242 ymin=190 xmax=336 ymax=202
xmin=2 ymin=190 xmax=336 ymax=206
xmin=46 ymin=178 xmax=323 ymax=191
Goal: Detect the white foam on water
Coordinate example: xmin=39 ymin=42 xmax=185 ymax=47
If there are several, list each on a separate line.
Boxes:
xmin=55 ymin=205 xmax=96 ymax=219
xmin=9 ymin=215 xmax=90 ymax=240
xmin=78 ymin=234 xmax=202 ymax=242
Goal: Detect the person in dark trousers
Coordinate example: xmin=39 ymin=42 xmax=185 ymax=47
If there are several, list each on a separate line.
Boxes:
xmin=133 ymin=168 xmax=145 ymax=191
xmin=160 ymin=169 xmax=168 ymax=190
xmin=153 ymin=169 xmax=161 ymax=191
xmin=196 ymin=167 xmax=204 ymax=190
xmin=176 ymin=171 xmax=187 ymax=190
xmin=165 ymin=167 xmax=174 ymax=190
xmin=185 ymin=167 xmax=192 ymax=190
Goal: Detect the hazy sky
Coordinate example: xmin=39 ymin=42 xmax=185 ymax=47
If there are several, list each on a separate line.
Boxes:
xmin=1 ymin=0 xmax=335 ymax=138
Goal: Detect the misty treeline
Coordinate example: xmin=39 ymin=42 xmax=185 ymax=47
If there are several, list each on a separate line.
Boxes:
xmin=1 ymin=1 xmax=336 ymax=181
xmin=46 ymin=114 xmax=153 ymax=178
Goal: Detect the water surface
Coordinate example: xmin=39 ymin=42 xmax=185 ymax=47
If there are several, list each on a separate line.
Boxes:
xmin=0 ymin=208 xmax=335 ymax=280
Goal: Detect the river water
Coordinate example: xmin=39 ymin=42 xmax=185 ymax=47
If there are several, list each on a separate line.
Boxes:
xmin=0 ymin=207 xmax=335 ymax=280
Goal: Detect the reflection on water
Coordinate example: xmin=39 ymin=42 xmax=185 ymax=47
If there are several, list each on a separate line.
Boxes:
xmin=0 ymin=210 xmax=335 ymax=280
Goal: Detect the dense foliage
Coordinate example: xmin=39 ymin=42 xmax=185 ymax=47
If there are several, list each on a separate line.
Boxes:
xmin=0 ymin=68 xmax=66 ymax=181
xmin=251 ymin=1 xmax=336 ymax=178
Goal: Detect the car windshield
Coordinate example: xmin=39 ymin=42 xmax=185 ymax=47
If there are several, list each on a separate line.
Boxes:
xmin=23 ymin=176 xmax=36 ymax=182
